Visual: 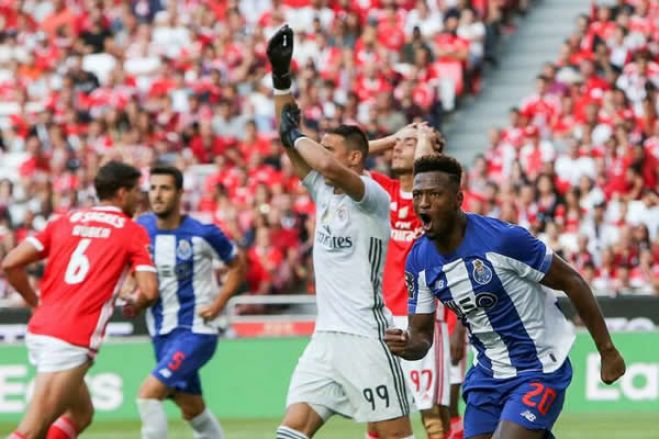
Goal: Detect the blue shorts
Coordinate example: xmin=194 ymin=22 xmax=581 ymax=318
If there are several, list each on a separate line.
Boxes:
xmin=151 ymin=329 xmax=218 ymax=395
xmin=463 ymin=359 xmax=572 ymax=438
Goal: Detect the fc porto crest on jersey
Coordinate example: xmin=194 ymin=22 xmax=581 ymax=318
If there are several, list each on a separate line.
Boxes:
xmin=472 ymin=259 xmax=493 ymax=285
xmin=176 ymin=239 xmax=193 ymax=260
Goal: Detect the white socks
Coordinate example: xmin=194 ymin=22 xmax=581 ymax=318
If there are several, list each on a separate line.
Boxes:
xmin=137 ymin=399 xmax=224 ymax=439
xmin=189 ymin=408 xmax=225 ymax=439
xmin=137 ymin=398 xmax=168 ymax=439
xmin=276 ymin=426 xmax=309 ymax=439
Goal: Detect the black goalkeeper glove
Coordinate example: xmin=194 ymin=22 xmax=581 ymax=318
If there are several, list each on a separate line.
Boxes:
xmin=267 ymin=24 xmax=294 ymax=90
xmin=279 ymin=103 xmax=306 ymax=148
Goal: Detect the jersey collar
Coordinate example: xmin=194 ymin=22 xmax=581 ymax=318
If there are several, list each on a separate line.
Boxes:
xmin=93 ymin=205 xmax=123 ymax=213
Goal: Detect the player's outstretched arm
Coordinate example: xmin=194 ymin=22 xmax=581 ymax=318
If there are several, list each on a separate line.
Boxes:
xmin=267 ymin=25 xmax=366 ymax=201
xmin=280 ymin=104 xmax=367 ymax=201
xmin=385 ymin=313 xmax=434 ymax=360
xmin=199 ymin=251 xmax=246 ymax=321
xmin=1 ymin=241 xmax=41 ymax=308
xmin=268 ymin=24 xmax=312 ymax=180
xmin=541 ymin=255 xmax=626 ymax=384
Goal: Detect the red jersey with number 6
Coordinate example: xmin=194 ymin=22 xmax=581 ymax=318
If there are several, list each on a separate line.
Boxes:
xmin=26 ymin=206 xmax=156 ymax=352
xmin=371 ymin=172 xmax=424 ymax=316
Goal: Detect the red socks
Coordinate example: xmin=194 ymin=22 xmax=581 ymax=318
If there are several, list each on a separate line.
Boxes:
xmin=46 ymin=416 xmax=78 ymax=439
xmin=9 ymin=416 xmax=77 ymax=439
xmin=449 ymin=416 xmax=464 ymax=439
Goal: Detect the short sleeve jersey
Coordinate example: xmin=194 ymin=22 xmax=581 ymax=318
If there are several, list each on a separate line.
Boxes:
xmin=137 ymin=214 xmax=238 ymax=336
xmin=371 ymin=171 xmax=425 ymax=316
xmin=302 ymin=170 xmax=392 ymax=338
xmin=406 ymin=214 xmax=575 ymax=379
xmin=27 ymin=206 xmax=156 ymax=351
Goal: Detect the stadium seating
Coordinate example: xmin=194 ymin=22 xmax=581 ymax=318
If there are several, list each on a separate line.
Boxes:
xmin=0 ymin=0 xmax=656 ymax=308
xmin=468 ymin=0 xmax=658 ymax=296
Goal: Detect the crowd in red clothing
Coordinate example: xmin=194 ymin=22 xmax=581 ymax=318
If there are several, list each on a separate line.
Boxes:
xmin=0 ymin=0 xmax=530 ymax=306
xmin=2 ymin=0 xmax=653 ymax=306
xmin=465 ymin=0 xmax=658 ymax=295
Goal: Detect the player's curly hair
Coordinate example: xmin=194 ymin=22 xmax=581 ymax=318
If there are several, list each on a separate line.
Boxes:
xmin=413 ymin=154 xmax=462 ymax=186
xmin=433 ymin=129 xmax=446 ymax=153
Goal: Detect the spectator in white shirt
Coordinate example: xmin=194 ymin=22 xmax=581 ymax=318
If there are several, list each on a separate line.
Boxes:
xmin=405 ymin=0 xmax=443 ymax=38
xmin=555 ymin=138 xmax=597 ymax=186
xmin=457 ymin=8 xmax=485 ymax=69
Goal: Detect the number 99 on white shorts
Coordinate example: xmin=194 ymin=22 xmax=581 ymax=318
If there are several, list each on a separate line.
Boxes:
xmin=286 ymin=331 xmax=415 ymax=422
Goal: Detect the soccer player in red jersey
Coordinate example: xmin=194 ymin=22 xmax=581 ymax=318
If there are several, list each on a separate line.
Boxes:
xmin=2 ymin=161 xmax=158 ymax=439
xmin=367 ymin=123 xmax=453 ymax=439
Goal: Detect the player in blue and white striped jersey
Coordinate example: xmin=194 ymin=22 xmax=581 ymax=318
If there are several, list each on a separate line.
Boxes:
xmin=135 ymin=166 xmax=245 ymax=439
xmin=385 ymin=155 xmax=625 ymax=439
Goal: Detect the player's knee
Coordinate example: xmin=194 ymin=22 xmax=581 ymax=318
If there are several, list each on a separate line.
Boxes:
xmin=74 ymin=402 xmax=95 ymax=431
xmin=179 ymin=402 xmax=205 ymax=421
xmin=366 ymin=423 xmax=380 ymax=439
xmin=276 ymin=425 xmax=309 ymax=439
xmin=374 ymin=422 xmax=414 ymax=439
xmin=138 ymin=377 xmax=168 ymax=400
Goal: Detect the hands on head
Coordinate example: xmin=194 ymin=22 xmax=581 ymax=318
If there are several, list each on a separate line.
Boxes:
xmin=392 ymin=122 xmax=445 ymax=155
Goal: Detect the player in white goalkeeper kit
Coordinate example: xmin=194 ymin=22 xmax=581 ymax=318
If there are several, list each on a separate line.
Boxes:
xmin=268 ymin=25 xmax=415 ymax=439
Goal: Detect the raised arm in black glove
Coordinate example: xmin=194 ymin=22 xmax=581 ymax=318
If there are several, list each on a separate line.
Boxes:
xmin=267 ymin=24 xmax=294 ymax=91
xmin=279 ymin=103 xmax=306 ymax=148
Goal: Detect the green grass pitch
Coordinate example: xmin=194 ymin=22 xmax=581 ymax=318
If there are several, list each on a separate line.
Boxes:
xmin=2 ymin=412 xmax=655 ymax=438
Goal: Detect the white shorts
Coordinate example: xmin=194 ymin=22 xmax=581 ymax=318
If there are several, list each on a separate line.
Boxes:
xmin=393 ymin=316 xmax=451 ymax=410
xmin=26 ymin=333 xmax=92 ymax=373
xmin=286 ymin=331 xmax=414 ymax=423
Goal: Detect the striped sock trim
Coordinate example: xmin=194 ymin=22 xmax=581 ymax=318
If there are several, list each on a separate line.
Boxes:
xmin=276 ymin=426 xmax=309 ymax=439
xmin=53 ymin=416 xmax=77 ymax=438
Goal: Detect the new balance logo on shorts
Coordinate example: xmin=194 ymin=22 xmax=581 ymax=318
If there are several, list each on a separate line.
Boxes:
xmin=521 ymin=410 xmax=536 ymax=422
xmin=158 ymin=368 xmax=172 ymax=378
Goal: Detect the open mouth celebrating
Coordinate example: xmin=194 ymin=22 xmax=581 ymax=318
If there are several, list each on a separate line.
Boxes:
xmin=419 ymin=212 xmax=432 ymax=232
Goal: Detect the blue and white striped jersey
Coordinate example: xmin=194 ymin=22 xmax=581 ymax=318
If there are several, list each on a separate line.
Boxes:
xmin=137 ymin=214 xmax=237 ymax=336
xmin=406 ymin=214 xmax=575 ymax=379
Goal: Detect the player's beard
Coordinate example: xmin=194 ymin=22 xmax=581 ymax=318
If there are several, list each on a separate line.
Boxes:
xmin=391 ymin=155 xmax=413 ymax=176
xmin=391 ymin=165 xmax=412 ymax=177
xmin=153 ymin=201 xmax=176 ymax=219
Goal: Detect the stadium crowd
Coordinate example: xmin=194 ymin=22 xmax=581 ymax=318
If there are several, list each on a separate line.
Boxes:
xmin=470 ymin=0 xmax=659 ymax=296
xmin=0 ymin=0 xmax=657 ymax=307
